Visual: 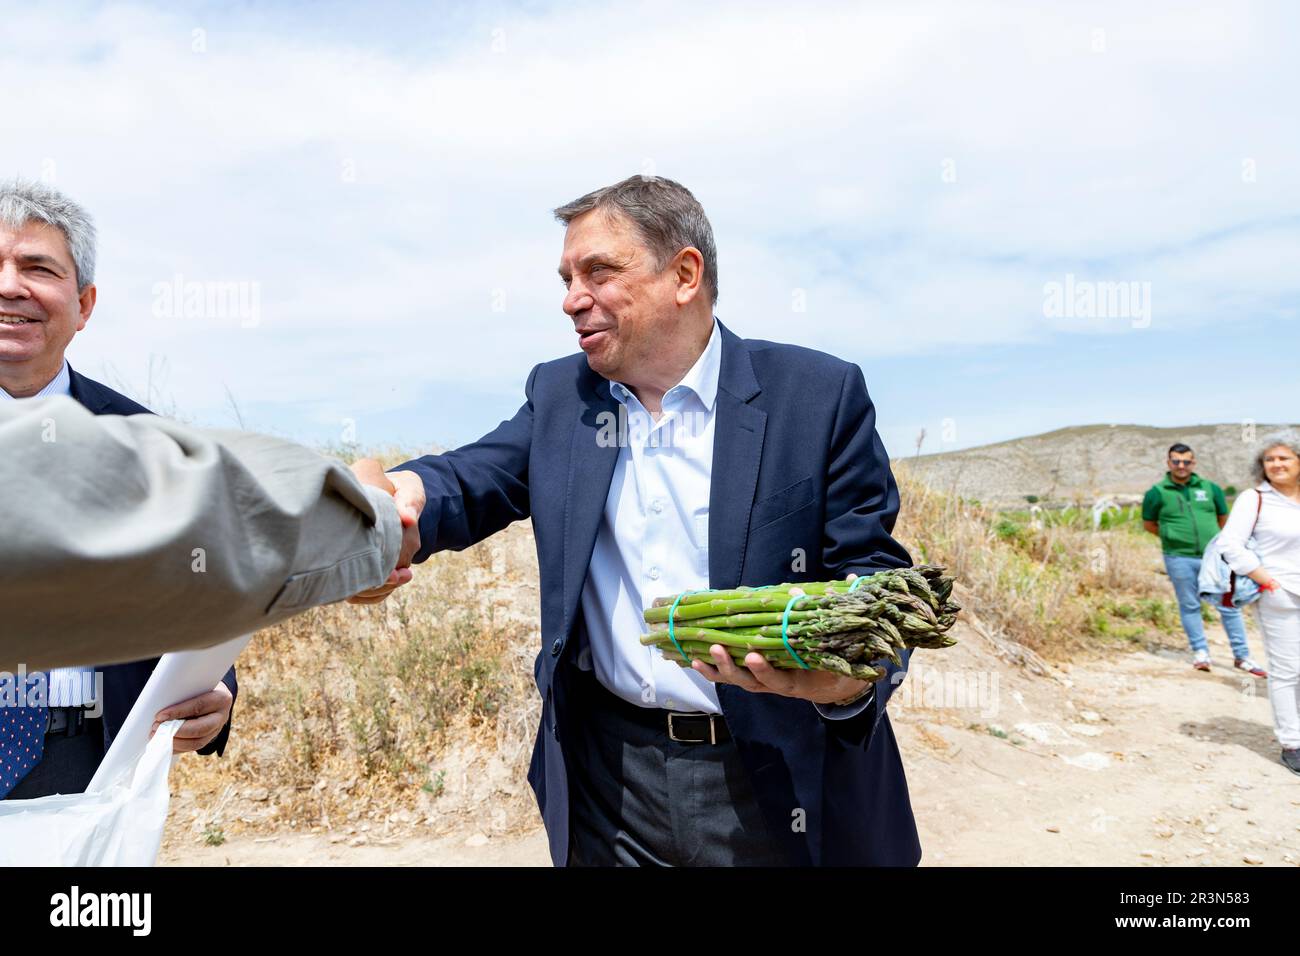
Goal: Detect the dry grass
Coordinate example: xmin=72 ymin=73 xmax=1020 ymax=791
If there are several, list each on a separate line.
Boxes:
xmin=892 ymin=465 xmax=1179 ymax=660
xmin=168 ymin=517 xmax=544 ymax=843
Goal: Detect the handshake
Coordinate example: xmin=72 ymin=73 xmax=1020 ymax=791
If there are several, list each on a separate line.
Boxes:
xmin=347 ymin=459 xmax=427 ymax=605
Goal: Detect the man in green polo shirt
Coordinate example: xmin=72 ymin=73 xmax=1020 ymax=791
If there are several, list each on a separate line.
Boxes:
xmin=1142 ymin=443 xmax=1265 ymax=676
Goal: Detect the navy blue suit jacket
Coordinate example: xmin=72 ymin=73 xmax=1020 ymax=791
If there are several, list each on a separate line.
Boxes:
xmin=398 ymin=320 xmax=920 ymax=866
xmin=67 ymin=366 xmax=237 ymax=758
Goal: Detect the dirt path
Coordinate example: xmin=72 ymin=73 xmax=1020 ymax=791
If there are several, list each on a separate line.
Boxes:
xmin=161 ymin=625 xmax=1299 ymax=867
xmin=896 ymin=633 xmax=1299 ymax=866
xmin=160 ymin=825 xmax=551 ymax=866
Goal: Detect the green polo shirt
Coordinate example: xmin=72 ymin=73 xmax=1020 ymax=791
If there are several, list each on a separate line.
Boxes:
xmin=1141 ymin=472 xmax=1228 ymax=558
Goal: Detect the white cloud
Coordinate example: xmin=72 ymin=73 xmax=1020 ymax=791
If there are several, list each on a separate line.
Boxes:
xmin=2 ymin=0 xmax=1295 ymax=437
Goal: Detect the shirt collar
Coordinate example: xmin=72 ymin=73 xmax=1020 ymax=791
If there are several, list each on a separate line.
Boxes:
xmin=609 ymin=317 xmax=721 ymax=413
xmin=0 ymin=360 xmax=71 ymax=402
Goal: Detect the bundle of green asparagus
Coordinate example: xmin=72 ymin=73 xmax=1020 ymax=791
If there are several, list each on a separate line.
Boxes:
xmin=641 ymin=566 xmax=959 ymax=682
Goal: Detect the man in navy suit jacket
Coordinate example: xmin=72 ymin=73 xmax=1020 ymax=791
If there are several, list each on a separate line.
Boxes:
xmin=0 ymin=177 xmax=236 ymax=799
xmin=356 ymin=176 xmax=920 ymax=865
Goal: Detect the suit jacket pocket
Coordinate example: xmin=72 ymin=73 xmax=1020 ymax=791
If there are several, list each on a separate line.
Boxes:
xmin=749 ymin=476 xmax=815 ymax=533
xmin=265 ymin=549 xmax=386 ymax=615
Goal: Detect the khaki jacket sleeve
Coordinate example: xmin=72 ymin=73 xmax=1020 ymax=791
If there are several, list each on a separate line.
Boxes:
xmin=0 ymin=396 xmax=401 ymax=670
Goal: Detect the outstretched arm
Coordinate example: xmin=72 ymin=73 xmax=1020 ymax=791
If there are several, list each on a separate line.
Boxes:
xmin=0 ymin=396 xmax=404 ymax=671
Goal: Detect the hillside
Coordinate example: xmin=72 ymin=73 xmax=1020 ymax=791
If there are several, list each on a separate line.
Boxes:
xmin=903 ymin=422 xmax=1298 ymax=506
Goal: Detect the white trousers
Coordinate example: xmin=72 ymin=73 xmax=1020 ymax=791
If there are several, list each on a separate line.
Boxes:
xmin=1253 ymin=589 xmax=1300 ymax=750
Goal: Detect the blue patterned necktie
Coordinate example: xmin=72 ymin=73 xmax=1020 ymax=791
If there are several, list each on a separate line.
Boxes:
xmin=0 ymin=671 xmax=47 ymax=798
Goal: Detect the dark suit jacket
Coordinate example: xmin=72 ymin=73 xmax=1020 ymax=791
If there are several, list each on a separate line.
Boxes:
xmin=397 ymin=320 xmax=920 ymax=866
xmin=67 ymin=365 xmax=238 ymax=758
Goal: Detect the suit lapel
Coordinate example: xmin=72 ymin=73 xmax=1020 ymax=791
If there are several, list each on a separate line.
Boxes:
xmin=705 ymin=326 xmax=777 ymax=733
xmin=67 ymin=365 xmax=113 ymax=415
xmin=708 ymin=322 xmax=765 ymax=590
xmin=561 ymin=370 xmax=621 ymax=642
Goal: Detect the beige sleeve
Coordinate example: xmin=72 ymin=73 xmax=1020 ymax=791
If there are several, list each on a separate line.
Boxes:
xmin=0 ymin=396 xmax=401 ymax=671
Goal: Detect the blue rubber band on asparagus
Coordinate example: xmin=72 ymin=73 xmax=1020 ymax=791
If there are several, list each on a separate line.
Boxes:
xmin=781 ymin=594 xmax=812 ymax=669
xmin=666 ymin=590 xmax=705 ymax=664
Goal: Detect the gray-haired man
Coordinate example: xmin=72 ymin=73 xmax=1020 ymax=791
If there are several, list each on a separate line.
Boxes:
xmin=0 ymin=178 xmax=238 ymax=798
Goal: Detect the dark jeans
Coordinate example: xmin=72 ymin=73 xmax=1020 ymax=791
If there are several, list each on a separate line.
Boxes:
xmin=565 ymin=668 xmax=788 ymax=866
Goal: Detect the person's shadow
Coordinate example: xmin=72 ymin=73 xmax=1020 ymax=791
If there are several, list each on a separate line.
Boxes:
xmin=1179 ymin=713 xmax=1280 ymax=766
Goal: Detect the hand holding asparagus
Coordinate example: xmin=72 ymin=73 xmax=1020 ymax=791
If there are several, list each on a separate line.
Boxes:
xmin=642 ymin=565 xmax=960 ymax=682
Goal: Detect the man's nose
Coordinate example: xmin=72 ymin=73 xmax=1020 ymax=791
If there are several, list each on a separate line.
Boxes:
xmin=0 ymin=262 xmax=28 ymax=299
xmin=562 ymin=279 xmax=592 ymax=317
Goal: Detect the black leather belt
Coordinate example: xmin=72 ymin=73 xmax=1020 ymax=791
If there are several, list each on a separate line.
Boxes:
xmin=664 ymin=711 xmax=731 ymax=745
xmin=46 ymin=706 xmax=89 ymax=737
xmin=588 ymin=672 xmax=732 ymax=745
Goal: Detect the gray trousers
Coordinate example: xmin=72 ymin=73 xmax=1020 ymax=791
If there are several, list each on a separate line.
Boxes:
xmin=565 ymin=668 xmax=788 ymax=866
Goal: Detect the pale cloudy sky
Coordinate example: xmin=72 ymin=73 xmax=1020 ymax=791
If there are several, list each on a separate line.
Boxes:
xmin=3 ymin=0 xmax=1296 ymax=456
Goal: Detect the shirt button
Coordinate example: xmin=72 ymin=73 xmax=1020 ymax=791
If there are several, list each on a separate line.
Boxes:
xmin=652 ymin=499 xmax=664 ymax=514
xmin=551 ymin=638 xmax=563 ymax=656
xmin=648 ymin=567 xmax=661 ymax=580
xmin=665 ymin=698 xmax=676 ymax=710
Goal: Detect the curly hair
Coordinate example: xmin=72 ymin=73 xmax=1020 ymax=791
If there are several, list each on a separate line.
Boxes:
xmin=1250 ymin=429 xmax=1300 ymax=485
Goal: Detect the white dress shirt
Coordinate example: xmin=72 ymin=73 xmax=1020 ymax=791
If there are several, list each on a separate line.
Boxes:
xmin=578 ymin=319 xmax=872 ymax=720
xmin=1 ymin=360 xmax=99 ymax=707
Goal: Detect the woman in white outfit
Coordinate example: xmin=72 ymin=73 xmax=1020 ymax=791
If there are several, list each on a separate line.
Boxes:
xmin=1217 ymin=430 xmax=1300 ymax=775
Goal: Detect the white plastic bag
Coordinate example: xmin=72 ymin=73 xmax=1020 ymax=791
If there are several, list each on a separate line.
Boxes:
xmin=0 ymin=633 xmax=250 ymax=866
xmin=0 ymin=718 xmax=180 ymax=866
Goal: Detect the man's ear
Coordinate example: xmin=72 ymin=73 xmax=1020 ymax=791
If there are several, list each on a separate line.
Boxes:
xmin=673 ymin=247 xmax=704 ymax=306
xmin=75 ymin=284 xmax=97 ymax=332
